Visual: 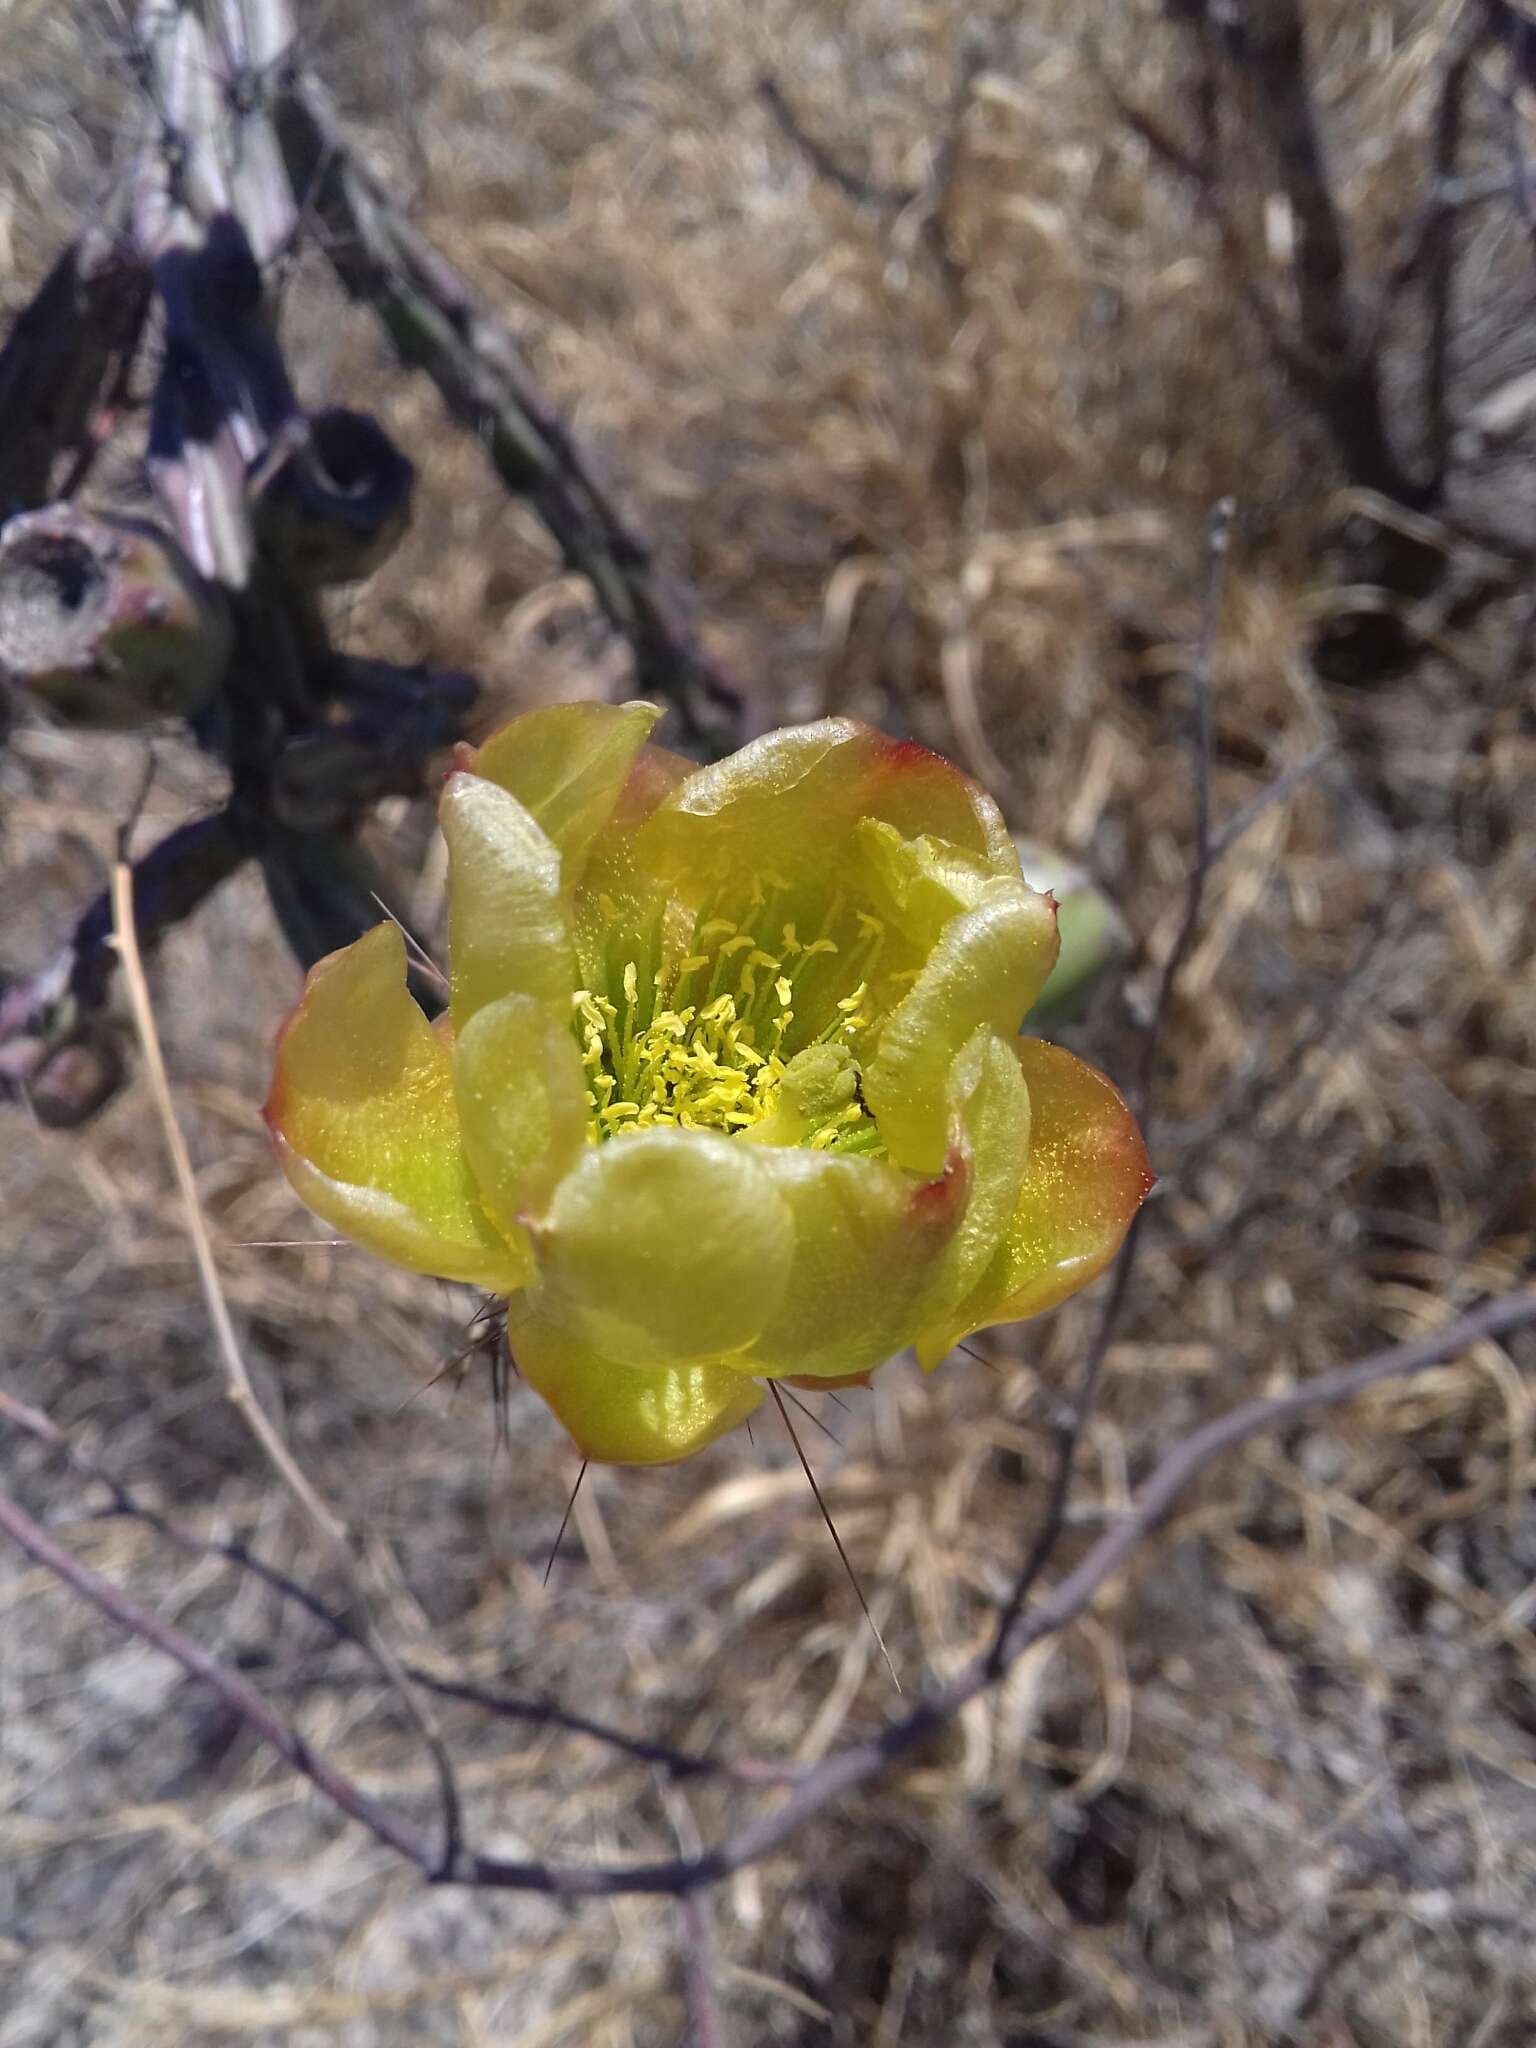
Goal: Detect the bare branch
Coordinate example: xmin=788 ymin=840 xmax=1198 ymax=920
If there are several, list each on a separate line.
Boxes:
xmin=0 ymin=1385 xmax=745 ymax=1784
xmin=9 ymin=1268 xmax=1532 ymax=1899
xmin=987 ymin=497 xmax=1234 ymax=1665
xmin=1096 ymin=70 xmax=1315 ymax=396
xmin=272 ymin=68 xmax=745 ymax=754
xmin=680 ymin=1892 xmax=725 ymax=2048
xmin=757 ymin=77 xmax=912 ymax=211
xmin=1216 ymin=0 xmax=1422 ymax=503
xmin=1423 ymin=13 xmax=1489 ymax=493
xmin=0 ymin=1483 xmax=431 ymax=1870
xmin=659 ymin=1287 xmax=1536 ymax=1901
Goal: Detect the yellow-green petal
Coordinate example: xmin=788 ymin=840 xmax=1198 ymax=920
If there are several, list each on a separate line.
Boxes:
xmin=916 ymin=1037 xmax=1154 ymax=1367
xmin=743 ymin=1143 xmax=969 ymax=1381
xmin=535 ymin=1128 xmax=793 ymax=1369
xmin=469 ymin=700 xmax=661 ymax=887
xmin=440 ymin=772 xmax=576 ymax=1029
xmin=638 ymin=719 xmax=1018 ymax=897
xmin=853 ymin=818 xmax=1001 ymax=940
xmin=506 ymin=1300 xmax=763 ymax=1465
xmin=571 ymin=741 xmax=694 ymax=988
xmin=264 ymin=922 xmax=525 ymax=1289
xmin=453 ymin=991 xmax=589 ymax=1240
xmin=853 ymin=730 xmax=1017 ymax=871
xmin=864 ymin=881 xmax=1059 ymax=1175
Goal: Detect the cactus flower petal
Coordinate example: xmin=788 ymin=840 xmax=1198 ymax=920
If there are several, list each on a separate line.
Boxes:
xmin=264 ymin=923 xmax=526 ymax=1290
xmin=739 ymin=1143 xmax=968 ymax=1381
xmin=864 ymin=883 xmax=1058 ymax=1175
xmin=916 ymin=1037 xmax=1155 ymax=1368
xmin=469 ymin=699 xmax=662 ymax=885
xmin=637 ymin=718 xmax=1016 ymax=894
xmin=913 ymin=1028 xmax=1032 ymax=1329
xmin=506 ymin=1301 xmax=764 ymax=1465
xmin=441 ymin=774 xmax=577 ymax=1027
xmin=536 ymin=1128 xmax=794 ymax=1369
xmin=453 ymin=990 xmax=589 ymax=1239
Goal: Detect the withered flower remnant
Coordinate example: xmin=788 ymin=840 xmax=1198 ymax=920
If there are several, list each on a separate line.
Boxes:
xmin=0 ymin=504 xmax=232 ymax=728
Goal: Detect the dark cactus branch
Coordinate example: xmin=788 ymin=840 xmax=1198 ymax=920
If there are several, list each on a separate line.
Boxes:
xmin=272 ymin=68 xmax=746 ymax=754
xmin=0 ymin=223 xmax=151 ymax=515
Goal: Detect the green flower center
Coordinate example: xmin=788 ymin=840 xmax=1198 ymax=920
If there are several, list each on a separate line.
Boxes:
xmin=571 ymin=882 xmax=888 ymax=1152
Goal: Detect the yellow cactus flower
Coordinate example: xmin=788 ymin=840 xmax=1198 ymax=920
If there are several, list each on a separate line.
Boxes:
xmin=265 ymin=704 xmax=1152 ymax=1465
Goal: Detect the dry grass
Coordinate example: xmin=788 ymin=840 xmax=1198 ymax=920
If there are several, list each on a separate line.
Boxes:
xmin=3 ymin=2 xmax=1536 ymax=2043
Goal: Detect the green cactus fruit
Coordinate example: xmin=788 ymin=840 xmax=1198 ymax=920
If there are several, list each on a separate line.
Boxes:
xmin=1014 ymin=838 xmax=1133 ymax=1025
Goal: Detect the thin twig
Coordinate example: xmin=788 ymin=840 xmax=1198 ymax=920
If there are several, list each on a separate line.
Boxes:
xmin=0 ymin=1484 xmax=429 ymax=1867
xmin=680 ymin=1892 xmax=725 ymax=2048
xmin=651 ymin=1288 xmax=1536 ymax=1900
xmin=988 ymin=497 xmax=1234 ymax=1666
xmin=0 ymin=1385 xmax=736 ymax=1783
xmin=1207 ymin=0 xmax=1423 ymax=503
xmin=1424 ymin=21 xmax=1481 ymax=493
xmin=7 ymin=1290 xmax=1532 ymax=1896
xmin=663 ymin=1784 xmax=726 ymax=2046
xmin=1483 ymin=1 xmax=1536 ymax=249
xmin=1112 ymin=17 xmax=1419 ymax=503
xmin=757 ymin=77 xmax=911 ymax=210
xmin=1098 ymin=68 xmax=1313 ymax=392
xmin=1206 ymin=741 xmax=1332 ymax=862
xmin=109 ymin=857 xmax=465 ymax=1875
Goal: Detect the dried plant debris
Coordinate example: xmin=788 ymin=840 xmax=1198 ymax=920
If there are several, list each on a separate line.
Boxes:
xmin=3 ymin=3 xmax=1535 ymax=2045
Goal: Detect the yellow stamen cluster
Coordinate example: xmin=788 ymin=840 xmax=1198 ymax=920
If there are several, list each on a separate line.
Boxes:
xmin=571 ymin=888 xmax=887 ymax=1148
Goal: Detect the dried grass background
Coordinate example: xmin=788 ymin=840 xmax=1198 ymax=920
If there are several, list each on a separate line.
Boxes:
xmin=3 ymin=1 xmax=1536 ymax=2042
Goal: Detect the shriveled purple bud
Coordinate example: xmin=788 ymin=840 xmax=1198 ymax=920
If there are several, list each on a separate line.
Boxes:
xmin=256 ymin=409 xmax=415 ymax=586
xmin=0 ymin=504 xmax=232 ymax=728
xmin=24 ymin=1028 xmax=126 ymax=1129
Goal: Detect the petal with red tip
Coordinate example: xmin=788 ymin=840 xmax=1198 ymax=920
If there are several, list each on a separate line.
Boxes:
xmin=742 ymin=1143 xmax=969 ymax=1382
xmin=637 ymin=719 xmax=1018 ymax=897
xmin=916 ymin=1037 xmax=1154 ymax=1367
xmin=863 ymin=881 xmax=1059 ymax=1175
xmin=912 ymin=1027 xmax=1031 ymax=1331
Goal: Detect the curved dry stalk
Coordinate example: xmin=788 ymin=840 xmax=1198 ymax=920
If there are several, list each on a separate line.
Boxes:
xmin=109 ymin=856 xmax=465 ymax=1874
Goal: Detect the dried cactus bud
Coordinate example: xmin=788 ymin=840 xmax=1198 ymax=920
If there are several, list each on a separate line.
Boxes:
xmin=256 ymin=409 xmax=415 ymax=587
xmin=26 ymin=1027 xmax=126 ymax=1128
xmin=1014 ymin=839 xmax=1133 ymax=1025
xmin=0 ymin=956 xmax=125 ymax=1122
xmin=0 ymin=505 xmax=232 ymax=728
